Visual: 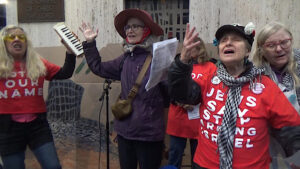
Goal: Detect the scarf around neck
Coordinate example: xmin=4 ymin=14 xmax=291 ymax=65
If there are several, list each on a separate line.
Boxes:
xmin=263 ymin=63 xmax=294 ymax=91
xmin=263 ymin=62 xmax=300 ymax=112
xmin=216 ymin=63 xmax=264 ymax=169
xmin=123 ymin=35 xmax=159 ymax=53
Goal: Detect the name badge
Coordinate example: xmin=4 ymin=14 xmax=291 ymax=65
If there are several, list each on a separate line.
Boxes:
xmin=252 ymin=83 xmax=265 ymax=94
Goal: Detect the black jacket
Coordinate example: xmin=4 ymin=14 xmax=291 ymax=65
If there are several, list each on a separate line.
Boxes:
xmin=168 ymin=54 xmax=202 ymax=105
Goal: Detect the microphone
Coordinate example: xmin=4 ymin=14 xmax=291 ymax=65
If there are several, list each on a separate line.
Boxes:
xmin=99 ymin=79 xmax=114 ymax=101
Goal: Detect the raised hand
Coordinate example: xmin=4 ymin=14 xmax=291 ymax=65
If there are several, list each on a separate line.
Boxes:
xmin=180 ymin=23 xmax=200 ymax=64
xmin=79 ymin=22 xmax=98 ymax=43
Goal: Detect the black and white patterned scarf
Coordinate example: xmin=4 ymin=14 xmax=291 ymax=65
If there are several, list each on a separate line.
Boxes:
xmin=216 ymin=63 xmax=264 ymax=169
xmin=123 ymin=35 xmax=159 ymax=53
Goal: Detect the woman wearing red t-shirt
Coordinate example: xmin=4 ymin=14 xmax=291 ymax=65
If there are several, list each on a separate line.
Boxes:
xmin=0 ymin=25 xmax=76 ymax=169
xmin=168 ymin=23 xmax=300 ymax=169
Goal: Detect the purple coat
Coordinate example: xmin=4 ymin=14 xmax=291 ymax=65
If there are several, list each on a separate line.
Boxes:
xmin=82 ymin=41 xmax=168 ymax=141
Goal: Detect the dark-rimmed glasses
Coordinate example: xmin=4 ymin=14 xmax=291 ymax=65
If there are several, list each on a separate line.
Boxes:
xmin=263 ymin=38 xmax=292 ymax=51
xmin=124 ymin=24 xmax=144 ymax=32
xmin=3 ymin=34 xmax=27 ymax=42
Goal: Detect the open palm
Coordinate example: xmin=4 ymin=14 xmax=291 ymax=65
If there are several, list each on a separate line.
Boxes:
xmin=180 ymin=23 xmax=200 ymax=63
xmin=79 ymin=22 xmax=98 ymax=42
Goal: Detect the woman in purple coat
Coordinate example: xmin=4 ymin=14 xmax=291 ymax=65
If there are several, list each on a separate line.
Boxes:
xmin=79 ymin=9 xmax=169 ymax=169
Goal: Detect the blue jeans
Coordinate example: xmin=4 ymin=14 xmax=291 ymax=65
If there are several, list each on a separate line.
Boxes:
xmin=168 ymin=135 xmax=198 ymax=169
xmin=2 ymin=142 xmax=61 ymax=169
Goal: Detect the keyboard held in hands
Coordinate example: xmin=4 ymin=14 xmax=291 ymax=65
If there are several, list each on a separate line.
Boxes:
xmin=53 ymin=23 xmax=84 ymax=57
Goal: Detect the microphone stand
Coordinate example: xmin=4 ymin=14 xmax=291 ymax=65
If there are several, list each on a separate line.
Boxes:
xmin=99 ymin=79 xmax=112 ymax=169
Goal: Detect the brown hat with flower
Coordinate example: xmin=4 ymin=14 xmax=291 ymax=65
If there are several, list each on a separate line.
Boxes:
xmin=114 ymin=8 xmax=163 ymax=39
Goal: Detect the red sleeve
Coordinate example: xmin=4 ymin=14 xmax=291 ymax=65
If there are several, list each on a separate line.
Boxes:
xmin=41 ymin=58 xmax=61 ymax=80
xmin=193 ymin=62 xmax=217 ymax=88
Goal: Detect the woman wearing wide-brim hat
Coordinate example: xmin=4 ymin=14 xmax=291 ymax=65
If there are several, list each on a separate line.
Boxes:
xmin=79 ymin=8 xmax=169 ymax=169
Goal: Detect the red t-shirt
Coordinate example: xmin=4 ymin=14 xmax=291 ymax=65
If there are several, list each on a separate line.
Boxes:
xmin=0 ymin=58 xmax=60 ymax=114
xmin=167 ymin=62 xmax=215 ymax=139
xmin=192 ymin=64 xmax=300 ymax=169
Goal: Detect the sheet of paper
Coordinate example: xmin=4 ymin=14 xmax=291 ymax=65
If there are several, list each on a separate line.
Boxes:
xmin=145 ymin=38 xmax=178 ymax=91
xmin=187 ymin=103 xmax=200 ymax=120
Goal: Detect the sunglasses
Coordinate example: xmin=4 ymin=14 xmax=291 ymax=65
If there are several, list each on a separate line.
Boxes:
xmin=3 ymin=34 xmax=27 ymax=42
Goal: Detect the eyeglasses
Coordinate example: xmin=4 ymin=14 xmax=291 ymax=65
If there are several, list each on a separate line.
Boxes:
xmin=3 ymin=34 xmax=27 ymax=42
xmin=263 ymin=38 xmax=292 ymax=51
xmin=124 ymin=24 xmax=144 ymax=32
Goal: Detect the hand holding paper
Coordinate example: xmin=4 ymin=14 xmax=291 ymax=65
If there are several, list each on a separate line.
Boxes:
xmin=145 ymin=38 xmax=178 ymax=91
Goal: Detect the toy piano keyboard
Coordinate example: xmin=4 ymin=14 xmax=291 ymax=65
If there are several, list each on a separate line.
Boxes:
xmin=53 ymin=23 xmax=84 ymax=57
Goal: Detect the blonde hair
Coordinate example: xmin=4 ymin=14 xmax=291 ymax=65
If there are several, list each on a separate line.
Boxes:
xmin=251 ymin=22 xmax=300 ymax=86
xmin=0 ymin=25 xmax=46 ymax=80
xmin=193 ymin=37 xmax=210 ymax=63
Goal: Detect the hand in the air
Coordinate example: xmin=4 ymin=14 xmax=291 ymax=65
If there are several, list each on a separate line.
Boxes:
xmin=181 ymin=23 xmax=200 ymax=64
xmin=79 ymin=22 xmax=98 ymax=43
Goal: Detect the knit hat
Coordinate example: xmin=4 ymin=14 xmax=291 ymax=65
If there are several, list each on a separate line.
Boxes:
xmin=215 ymin=22 xmax=255 ymax=46
xmin=114 ymin=8 xmax=163 ymax=39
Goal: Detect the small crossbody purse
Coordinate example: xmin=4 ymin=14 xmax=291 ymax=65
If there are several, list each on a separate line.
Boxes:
xmin=111 ymin=54 xmax=152 ymax=120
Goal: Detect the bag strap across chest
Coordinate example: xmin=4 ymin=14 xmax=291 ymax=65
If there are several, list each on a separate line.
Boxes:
xmin=127 ymin=54 xmax=152 ymax=100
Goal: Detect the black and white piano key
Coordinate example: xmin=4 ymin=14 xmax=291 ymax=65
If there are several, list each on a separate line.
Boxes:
xmin=54 ymin=23 xmax=84 ymax=56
